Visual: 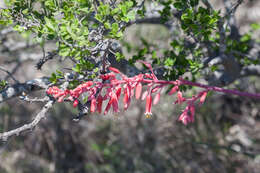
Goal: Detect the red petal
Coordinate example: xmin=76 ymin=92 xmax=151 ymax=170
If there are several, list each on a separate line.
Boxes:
xmin=189 ymin=105 xmax=195 ymax=122
xmin=104 ymin=100 xmax=112 ymax=115
xmin=135 ymin=83 xmax=142 ymax=99
xmin=57 ymin=95 xmax=65 ymax=102
xmin=138 ymin=61 xmax=158 ymax=80
xmin=200 ymin=91 xmax=207 ymax=105
xmin=97 ymin=95 xmax=103 ymax=113
xmin=177 ymin=91 xmax=185 ymax=104
xmin=73 ymin=99 xmax=79 ymax=107
xmin=109 ymin=66 xmax=121 ymax=73
xmin=141 ymin=90 xmax=148 ymax=100
xmin=151 ymin=87 xmax=160 ymax=93
xmin=111 ymin=92 xmax=119 ymax=113
xmin=90 ymin=98 xmax=96 ymax=113
xmin=145 ymin=93 xmax=152 ymax=115
xmin=123 ymin=87 xmax=128 ymax=106
xmin=116 ymin=86 xmax=121 ymax=99
xmin=123 ymin=86 xmax=131 ymax=110
xmin=153 ymin=92 xmax=160 ymax=105
xmin=169 ymin=86 xmax=179 ymax=95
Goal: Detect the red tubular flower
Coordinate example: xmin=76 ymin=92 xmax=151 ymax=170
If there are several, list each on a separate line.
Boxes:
xmin=176 ymin=91 xmax=186 ymax=104
xmin=73 ymin=99 xmax=79 ymax=108
xmin=135 ymin=82 xmax=142 ymax=100
xmin=169 ymin=86 xmax=179 ymax=95
xmin=109 ymin=66 xmax=121 ymax=73
xmin=111 ymin=91 xmax=119 ymax=113
xmin=123 ymin=85 xmax=131 ymax=110
xmin=153 ymin=92 xmax=160 ymax=105
xmin=90 ymin=98 xmax=96 ymax=113
xmin=97 ymin=95 xmax=103 ymax=114
xmin=139 ymin=60 xmax=158 ymax=81
xmin=104 ymin=91 xmax=119 ymax=114
xmin=178 ymin=112 xmax=190 ymax=125
xmin=115 ymin=86 xmax=121 ymax=99
xmin=104 ymin=101 xmax=111 ymax=115
xmin=189 ymin=104 xmax=195 ymax=122
xmin=46 ymin=86 xmax=62 ymax=95
xmin=57 ymin=95 xmax=66 ymax=102
xmin=141 ymin=90 xmax=148 ymax=100
xmin=100 ymin=73 xmax=116 ymax=81
xmin=145 ymin=93 xmax=152 ymax=116
xmin=151 ymin=87 xmax=159 ymax=93
xmin=123 ymin=87 xmax=128 ymax=108
xmin=199 ymin=91 xmax=208 ymax=105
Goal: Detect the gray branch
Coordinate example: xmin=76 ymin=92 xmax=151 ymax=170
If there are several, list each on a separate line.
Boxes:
xmin=0 ymin=100 xmax=54 ymax=141
xmin=240 ymin=65 xmax=260 ymax=77
xmin=0 ymin=77 xmax=50 ymax=103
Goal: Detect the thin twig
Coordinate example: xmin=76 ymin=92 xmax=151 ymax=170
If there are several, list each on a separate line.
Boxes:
xmin=226 ymin=0 xmax=244 ymax=16
xmin=0 ymin=100 xmax=55 ymax=141
xmin=19 ymin=95 xmax=50 ymax=103
xmin=0 ymin=66 xmax=19 ymax=83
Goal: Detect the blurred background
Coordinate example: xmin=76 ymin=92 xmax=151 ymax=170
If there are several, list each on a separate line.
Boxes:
xmin=1 ymin=0 xmax=260 ymax=173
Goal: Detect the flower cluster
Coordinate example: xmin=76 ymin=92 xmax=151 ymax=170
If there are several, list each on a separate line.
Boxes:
xmin=46 ymin=62 xmax=260 ymax=125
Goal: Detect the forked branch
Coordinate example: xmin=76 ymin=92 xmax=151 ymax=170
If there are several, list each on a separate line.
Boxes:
xmin=0 ymin=100 xmax=55 ymax=141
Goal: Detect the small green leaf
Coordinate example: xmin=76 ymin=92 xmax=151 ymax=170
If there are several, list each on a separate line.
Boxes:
xmin=104 ymin=22 xmax=111 ymax=29
xmin=72 ymin=64 xmax=81 ymax=73
xmin=44 ymin=17 xmax=55 ymax=32
xmin=250 ymin=23 xmax=260 ymax=30
xmin=164 ymin=58 xmax=176 ymax=67
xmin=59 ymin=47 xmax=71 ymax=57
xmin=126 ymin=10 xmax=136 ymax=20
xmin=111 ymin=23 xmax=119 ymax=34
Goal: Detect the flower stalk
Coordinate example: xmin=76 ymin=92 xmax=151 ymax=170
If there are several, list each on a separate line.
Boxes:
xmin=46 ymin=62 xmax=260 ymax=125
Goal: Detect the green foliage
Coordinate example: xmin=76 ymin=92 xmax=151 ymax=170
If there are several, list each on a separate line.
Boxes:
xmin=49 ymin=70 xmax=64 ymax=84
xmin=0 ymin=80 xmax=8 ymax=90
xmin=1 ymin=0 xmax=259 ymax=88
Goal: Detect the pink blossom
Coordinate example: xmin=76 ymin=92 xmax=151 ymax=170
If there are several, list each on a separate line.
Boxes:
xmin=189 ymin=104 xmax=195 ymax=122
xmin=135 ymin=82 xmax=142 ymax=99
xmin=123 ymin=85 xmax=131 ymax=110
xmin=73 ymin=99 xmax=79 ymax=108
xmin=168 ymin=86 xmax=179 ymax=95
xmin=115 ymin=86 xmax=121 ymax=99
xmin=145 ymin=92 xmax=152 ymax=116
xmin=109 ymin=66 xmax=121 ymax=74
xmin=90 ymin=98 xmax=96 ymax=113
xmin=153 ymin=92 xmax=160 ymax=105
xmin=175 ymin=91 xmax=186 ymax=104
xmin=97 ymin=95 xmax=103 ymax=114
xmin=141 ymin=90 xmax=148 ymax=100
xmin=200 ymin=91 xmax=208 ymax=105
xmin=178 ymin=112 xmax=190 ymax=125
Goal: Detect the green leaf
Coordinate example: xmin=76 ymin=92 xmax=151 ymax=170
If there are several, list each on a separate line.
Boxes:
xmin=49 ymin=73 xmax=57 ymax=83
xmin=104 ymin=22 xmax=111 ymax=29
xmin=115 ymin=52 xmax=125 ymax=61
xmin=190 ymin=0 xmax=199 ymax=7
xmin=44 ymin=17 xmax=55 ymax=32
xmin=164 ymin=58 xmax=176 ymax=67
xmin=210 ymin=65 xmax=218 ymax=72
xmin=120 ymin=4 xmax=127 ymax=15
xmin=111 ymin=23 xmax=119 ymax=34
xmin=95 ymin=14 xmax=103 ymax=22
xmin=173 ymin=2 xmax=183 ymax=9
xmin=240 ymin=34 xmax=251 ymax=42
xmin=22 ymin=9 xmax=28 ymax=14
xmin=126 ymin=1 xmax=134 ymax=8
xmin=126 ymin=10 xmax=136 ymax=20
xmin=72 ymin=64 xmax=81 ymax=73
xmin=59 ymin=47 xmax=70 ymax=57
xmin=83 ymin=95 xmax=88 ymax=104
xmin=250 ymin=23 xmax=260 ymax=30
